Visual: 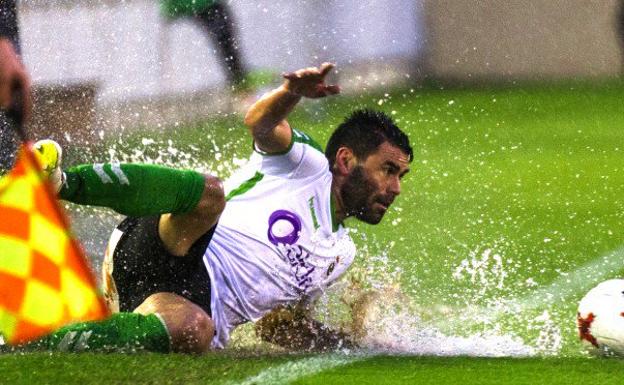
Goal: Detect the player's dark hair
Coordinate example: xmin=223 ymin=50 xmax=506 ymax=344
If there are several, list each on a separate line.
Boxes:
xmin=325 ymin=109 xmax=413 ymax=167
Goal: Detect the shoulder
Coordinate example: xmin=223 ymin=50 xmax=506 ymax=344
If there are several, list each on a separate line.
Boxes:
xmin=254 ymin=128 xmax=323 ymax=156
xmin=291 ymin=129 xmax=323 ymax=154
xmin=251 ymin=128 xmax=328 ymax=179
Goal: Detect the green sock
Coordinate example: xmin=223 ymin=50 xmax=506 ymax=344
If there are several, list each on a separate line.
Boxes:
xmin=60 ymin=163 xmax=205 ymax=216
xmin=26 ymin=313 xmax=170 ymax=353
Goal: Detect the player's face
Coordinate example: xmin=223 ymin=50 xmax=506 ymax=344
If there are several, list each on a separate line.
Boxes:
xmin=341 ymin=142 xmax=410 ymax=224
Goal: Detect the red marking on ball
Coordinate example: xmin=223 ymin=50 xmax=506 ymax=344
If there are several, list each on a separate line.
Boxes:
xmin=577 ymin=312 xmax=599 ymax=348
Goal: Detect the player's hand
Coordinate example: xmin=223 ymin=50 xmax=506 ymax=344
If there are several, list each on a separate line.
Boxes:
xmin=282 ymin=62 xmax=340 ymax=99
xmin=0 ymin=38 xmax=32 ymax=124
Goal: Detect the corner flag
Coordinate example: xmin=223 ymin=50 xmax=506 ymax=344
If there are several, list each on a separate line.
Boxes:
xmin=0 ymin=144 xmax=109 ymax=345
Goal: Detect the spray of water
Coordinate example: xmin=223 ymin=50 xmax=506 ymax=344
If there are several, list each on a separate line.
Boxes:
xmin=66 ymin=137 xmax=604 ymax=357
xmin=312 ymin=241 xmax=538 ymax=357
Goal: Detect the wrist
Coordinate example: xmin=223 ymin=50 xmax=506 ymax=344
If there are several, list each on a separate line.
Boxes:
xmin=280 ymin=82 xmax=302 ymax=98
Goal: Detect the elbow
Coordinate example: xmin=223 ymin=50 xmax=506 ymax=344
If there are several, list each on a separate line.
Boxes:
xmin=244 ymin=111 xmax=267 ymax=140
xmin=243 ymin=109 xmax=256 ymax=128
xmin=243 ymin=100 xmax=267 ymax=130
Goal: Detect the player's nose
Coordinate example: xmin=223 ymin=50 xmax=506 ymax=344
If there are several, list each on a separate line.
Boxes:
xmin=387 ymin=175 xmax=401 ymax=196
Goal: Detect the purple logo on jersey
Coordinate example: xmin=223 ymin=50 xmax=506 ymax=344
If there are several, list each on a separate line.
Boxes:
xmin=267 ymin=210 xmax=302 ymax=245
xmin=268 ymin=210 xmax=314 ymax=292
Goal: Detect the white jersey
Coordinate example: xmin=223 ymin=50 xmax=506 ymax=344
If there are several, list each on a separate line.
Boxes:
xmin=203 ymin=130 xmax=356 ymax=348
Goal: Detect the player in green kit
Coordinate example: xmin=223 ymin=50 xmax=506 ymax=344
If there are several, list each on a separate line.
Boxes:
xmin=10 ymin=63 xmax=412 ymax=354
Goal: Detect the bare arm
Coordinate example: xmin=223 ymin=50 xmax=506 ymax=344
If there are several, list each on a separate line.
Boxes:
xmin=255 ymin=304 xmax=356 ymax=352
xmin=243 ymin=63 xmax=339 ymax=154
xmin=0 ymin=38 xmax=31 ymax=124
xmin=0 ymin=0 xmax=31 ymax=124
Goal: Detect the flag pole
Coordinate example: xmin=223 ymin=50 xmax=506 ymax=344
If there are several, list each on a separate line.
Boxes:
xmin=4 ymin=88 xmax=76 ymax=237
xmin=0 ymin=90 xmax=110 ymax=346
xmin=5 ymin=87 xmax=29 ymax=143
xmin=4 ymin=88 xmax=103 ymax=293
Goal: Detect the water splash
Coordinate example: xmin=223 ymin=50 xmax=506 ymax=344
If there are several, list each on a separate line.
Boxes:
xmin=452 ymin=247 xmax=507 ymax=296
xmin=65 ymin=139 xmax=594 ymax=357
xmin=343 ymin=284 xmax=535 ymax=357
xmin=67 ymin=134 xmax=246 ymax=259
xmin=308 ymin=237 xmax=576 ymax=357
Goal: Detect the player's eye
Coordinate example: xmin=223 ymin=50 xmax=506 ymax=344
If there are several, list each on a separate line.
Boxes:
xmin=383 ymin=165 xmax=401 ymax=177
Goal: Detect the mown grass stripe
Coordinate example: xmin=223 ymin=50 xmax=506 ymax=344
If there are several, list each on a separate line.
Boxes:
xmin=438 ymin=244 xmax=624 ymax=331
xmin=228 ymin=353 xmax=368 ymax=385
xmin=515 ymin=244 xmax=624 ymax=308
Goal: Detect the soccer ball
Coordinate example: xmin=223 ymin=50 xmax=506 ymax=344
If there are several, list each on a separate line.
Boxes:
xmin=577 ymin=279 xmax=624 ymax=356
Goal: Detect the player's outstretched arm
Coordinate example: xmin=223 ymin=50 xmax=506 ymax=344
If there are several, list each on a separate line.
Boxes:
xmin=243 ymin=62 xmax=339 ymax=154
xmin=255 ymin=304 xmax=355 ymax=352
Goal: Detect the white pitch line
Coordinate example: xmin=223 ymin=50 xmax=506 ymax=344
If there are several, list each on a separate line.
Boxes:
xmin=439 ymin=244 xmax=624 ymax=329
xmin=224 ymin=246 xmax=624 ymax=380
xmin=514 ymin=244 xmax=624 ymax=309
xmin=228 ymin=353 xmax=367 ymax=385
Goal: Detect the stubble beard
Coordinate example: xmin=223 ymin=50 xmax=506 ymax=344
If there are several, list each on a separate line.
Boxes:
xmin=340 ymin=165 xmax=385 ymax=225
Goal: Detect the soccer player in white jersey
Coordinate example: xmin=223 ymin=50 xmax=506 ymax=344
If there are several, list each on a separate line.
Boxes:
xmin=24 ymin=63 xmax=412 ymax=354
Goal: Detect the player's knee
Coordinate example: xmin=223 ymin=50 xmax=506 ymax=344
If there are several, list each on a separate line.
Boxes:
xmin=135 ymin=293 xmax=214 ymax=354
xmin=171 ymin=308 xmax=214 ymax=354
xmin=194 ymin=175 xmax=225 ymax=220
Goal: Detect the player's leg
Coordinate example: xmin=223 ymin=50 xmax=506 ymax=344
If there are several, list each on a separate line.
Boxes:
xmin=20 ymin=296 xmax=212 ymax=354
xmin=27 ymin=142 xmax=220 ymax=353
xmin=24 ymin=312 xmax=171 ymax=353
xmin=33 ymin=139 xmax=214 ymax=219
xmin=107 ymin=216 xmax=217 ymax=353
xmin=60 ymin=163 xmax=210 ymax=218
xmin=25 ymin=216 xmax=217 ymax=354
xmin=158 ymin=173 xmax=224 ymax=256
xmin=134 ymin=292 xmax=214 ymax=353
xmin=196 ymin=2 xmax=247 ymax=87
xmin=34 ymin=139 xmax=225 ymax=256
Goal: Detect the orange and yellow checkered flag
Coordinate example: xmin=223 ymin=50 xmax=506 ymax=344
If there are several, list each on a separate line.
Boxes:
xmin=0 ymin=144 xmax=109 ymax=345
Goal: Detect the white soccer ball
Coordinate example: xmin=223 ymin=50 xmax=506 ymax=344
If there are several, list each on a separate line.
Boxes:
xmin=577 ymin=279 xmax=624 ymax=356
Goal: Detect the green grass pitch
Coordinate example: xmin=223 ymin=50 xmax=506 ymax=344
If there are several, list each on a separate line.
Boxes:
xmin=1 ymin=353 xmax=623 ymax=384
xmin=2 ymin=79 xmax=624 ymax=383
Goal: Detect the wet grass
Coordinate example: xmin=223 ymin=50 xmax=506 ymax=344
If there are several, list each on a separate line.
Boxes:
xmin=1 ymin=352 xmax=623 ymax=384
xmin=82 ymin=79 xmax=624 ymax=353
xmin=5 ymin=79 xmax=624 ymax=382
xmin=297 ymin=355 xmax=624 ymax=385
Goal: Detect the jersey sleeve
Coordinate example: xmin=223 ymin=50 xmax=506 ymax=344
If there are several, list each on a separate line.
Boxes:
xmin=253 ymin=128 xmax=329 ymax=179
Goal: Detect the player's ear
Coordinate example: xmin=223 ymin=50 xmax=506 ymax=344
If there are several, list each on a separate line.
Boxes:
xmin=334 ymin=147 xmax=357 ymax=176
